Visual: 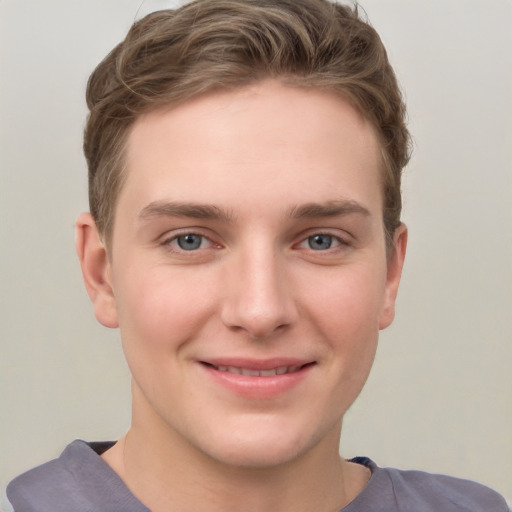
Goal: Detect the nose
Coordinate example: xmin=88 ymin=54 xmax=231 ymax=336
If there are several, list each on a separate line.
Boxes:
xmin=220 ymin=245 xmax=298 ymax=340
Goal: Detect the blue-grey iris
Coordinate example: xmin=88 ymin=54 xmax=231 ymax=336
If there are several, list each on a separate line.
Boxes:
xmin=308 ymin=234 xmax=333 ymax=250
xmin=177 ymin=234 xmax=202 ymax=250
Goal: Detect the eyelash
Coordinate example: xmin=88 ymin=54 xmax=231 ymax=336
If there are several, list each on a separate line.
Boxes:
xmin=161 ymin=230 xmax=218 ymax=254
xmin=160 ymin=229 xmax=350 ymax=255
xmin=297 ymin=232 xmax=349 ymax=252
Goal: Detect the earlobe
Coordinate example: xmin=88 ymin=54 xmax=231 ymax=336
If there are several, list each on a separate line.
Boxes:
xmin=75 ymin=213 xmax=119 ymax=328
xmin=379 ymin=223 xmax=408 ymax=330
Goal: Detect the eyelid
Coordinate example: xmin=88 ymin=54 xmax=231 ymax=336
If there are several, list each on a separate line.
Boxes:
xmin=157 ymin=227 xmax=352 ymax=252
xmin=294 ymin=228 xmax=352 ymax=248
xmin=159 ymin=228 xmax=221 ymax=252
xmin=296 ymin=235 xmax=345 ymax=252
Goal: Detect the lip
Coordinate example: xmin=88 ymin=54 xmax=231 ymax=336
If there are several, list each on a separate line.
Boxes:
xmin=198 ymin=358 xmax=316 ymax=399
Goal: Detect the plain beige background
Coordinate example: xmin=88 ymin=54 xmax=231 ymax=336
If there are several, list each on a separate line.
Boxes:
xmin=1 ymin=0 xmax=511 ymax=509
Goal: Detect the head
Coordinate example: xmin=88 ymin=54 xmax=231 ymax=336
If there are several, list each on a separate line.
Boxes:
xmin=77 ymin=0 xmax=410 ymax=470
xmin=84 ymin=0 xmax=410 ymax=253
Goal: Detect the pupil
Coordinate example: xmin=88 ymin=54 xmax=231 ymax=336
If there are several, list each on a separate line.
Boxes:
xmin=309 ymin=234 xmax=332 ymax=250
xmin=177 ymin=234 xmax=201 ymax=250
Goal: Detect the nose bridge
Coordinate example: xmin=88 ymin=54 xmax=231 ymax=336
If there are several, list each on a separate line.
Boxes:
xmin=221 ymin=235 xmax=297 ymax=339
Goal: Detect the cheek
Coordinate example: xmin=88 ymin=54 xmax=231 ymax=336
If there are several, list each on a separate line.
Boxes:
xmin=113 ymin=266 xmax=217 ymax=354
xmin=302 ymin=264 xmax=387 ymax=338
xmin=299 ymin=265 xmax=385 ymax=398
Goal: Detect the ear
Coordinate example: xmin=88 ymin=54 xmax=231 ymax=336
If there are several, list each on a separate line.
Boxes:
xmin=75 ymin=212 xmax=119 ymax=328
xmin=379 ymin=223 xmax=408 ymax=330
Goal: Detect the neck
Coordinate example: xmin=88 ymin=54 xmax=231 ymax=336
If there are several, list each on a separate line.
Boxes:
xmin=102 ymin=389 xmax=370 ymax=512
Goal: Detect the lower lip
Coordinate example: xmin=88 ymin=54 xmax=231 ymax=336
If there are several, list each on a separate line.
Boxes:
xmin=200 ymin=363 xmax=314 ymax=399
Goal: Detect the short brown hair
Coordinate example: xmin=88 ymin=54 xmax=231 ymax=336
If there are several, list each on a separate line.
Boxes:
xmin=84 ymin=0 xmax=411 ymax=249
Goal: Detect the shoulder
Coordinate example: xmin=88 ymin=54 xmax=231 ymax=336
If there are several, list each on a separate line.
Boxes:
xmin=347 ymin=457 xmax=509 ymax=512
xmin=381 ymin=466 xmax=509 ymax=512
xmin=6 ymin=440 xmax=148 ymax=512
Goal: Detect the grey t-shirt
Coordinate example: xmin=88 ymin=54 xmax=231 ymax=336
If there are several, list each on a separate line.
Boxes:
xmin=6 ymin=440 xmax=508 ymax=511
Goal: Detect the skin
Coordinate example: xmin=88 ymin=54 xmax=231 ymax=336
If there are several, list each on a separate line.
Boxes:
xmin=76 ymin=80 xmax=407 ymax=512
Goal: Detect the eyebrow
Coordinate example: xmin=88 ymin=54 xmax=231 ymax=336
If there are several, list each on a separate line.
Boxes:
xmin=139 ymin=201 xmax=234 ymax=223
xmin=288 ymin=199 xmax=371 ymax=219
xmin=138 ymin=199 xmax=370 ymax=224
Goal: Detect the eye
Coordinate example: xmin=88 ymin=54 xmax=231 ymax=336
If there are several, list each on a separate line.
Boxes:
xmin=307 ymin=234 xmax=335 ymax=251
xmin=163 ymin=232 xmax=214 ymax=252
xmin=175 ymin=234 xmax=205 ymax=251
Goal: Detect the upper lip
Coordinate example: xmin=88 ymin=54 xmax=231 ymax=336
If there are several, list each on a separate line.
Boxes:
xmin=199 ymin=358 xmax=315 ymax=371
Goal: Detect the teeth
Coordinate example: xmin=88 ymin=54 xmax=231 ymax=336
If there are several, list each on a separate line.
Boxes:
xmin=212 ymin=364 xmax=303 ymax=376
xmin=241 ymin=368 xmax=260 ymax=376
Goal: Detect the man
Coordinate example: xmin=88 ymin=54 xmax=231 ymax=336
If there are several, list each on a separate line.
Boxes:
xmin=7 ymin=0 xmax=508 ymax=510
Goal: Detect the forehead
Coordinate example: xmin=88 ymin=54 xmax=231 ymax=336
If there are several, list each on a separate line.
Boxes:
xmin=121 ymin=81 xmax=383 ymax=218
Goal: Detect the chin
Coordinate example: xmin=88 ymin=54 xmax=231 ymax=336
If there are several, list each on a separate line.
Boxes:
xmin=206 ymin=440 xmax=306 ymax=469
xmin=194 ymin=415 xmax=335 ymax=470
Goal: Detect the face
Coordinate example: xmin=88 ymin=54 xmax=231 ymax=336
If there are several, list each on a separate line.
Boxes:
xmin=79 ymin=80 xmax=406 ymax=469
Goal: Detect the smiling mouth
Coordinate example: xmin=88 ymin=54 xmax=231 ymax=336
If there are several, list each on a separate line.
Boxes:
xmin=202 ymin=362 xmax=314 ymax=377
